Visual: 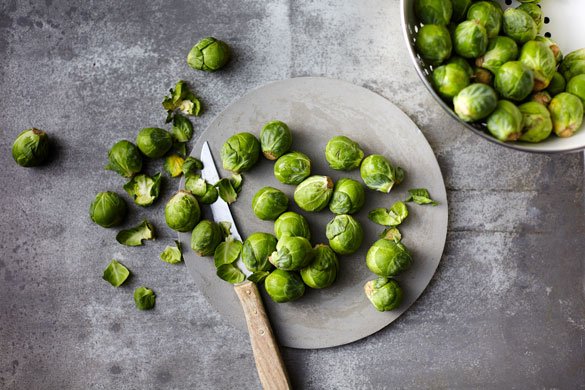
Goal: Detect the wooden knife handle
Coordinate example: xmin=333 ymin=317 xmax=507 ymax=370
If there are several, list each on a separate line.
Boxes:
xmin=234 ymin=280 xmax=291 ymax=390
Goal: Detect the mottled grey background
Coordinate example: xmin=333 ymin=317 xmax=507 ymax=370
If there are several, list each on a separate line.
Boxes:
xmin=1 ymin=1 xmax=584 ymax=389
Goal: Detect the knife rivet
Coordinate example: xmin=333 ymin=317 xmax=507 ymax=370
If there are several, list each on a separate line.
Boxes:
xmin=247 ymin=290 xmax=251 ymax=295
xmin=259 ymin=329 xmax=265 ymax=336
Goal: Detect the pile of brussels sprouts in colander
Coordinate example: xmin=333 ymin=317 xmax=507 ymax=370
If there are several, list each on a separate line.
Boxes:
xmin=414 ymin=0 xmax=585 ymax=142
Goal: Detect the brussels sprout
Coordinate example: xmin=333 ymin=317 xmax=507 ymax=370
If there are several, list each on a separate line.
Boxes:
xmin=502 ymin=8 xmax=536 ymax=44
xmin=214 ymin=237 xmax=243 ymax=267
xmin=187 ymin=37 xmax=231 ymax=72
xmin=518 ymin=102 xmax=552 ymax=143
xmin=466 ymin=1 xmax=503 ymax=38
xmin=294 ymin=175 xmax=334 ymax=212
xmin=494 ymin=61 xmax=534 ymax=101
xmin=264 ymin=269 xmax=305 ymax=303
xmin=134 ymin=286 xmax=156 ymax=310
xmin=559 ymin=49 xmax=585 ymax=81
xmin=366 ymin=238 xmax=413 ymax=277
xmin=164 ymin=154 xmax=184 ymax=177
xmin=534 ymin=36 xmax=562 ymax=65
xmin=531 ymin=91 xmax=551 ymax=107
xmin=325 ymin=136 xmax=365 ymax=171
xmin=89 ymin=191 xmax=127 ymax=228
xmin=476 ymin=36 xmax=518 ymax=74
xmin=486 ymin=100 xmax=523 ymax=141
xmin=11 ymin=128 xmax=50 ymax=167
xmin=182 ymin=157 xmax=204 ymax=176
xmin=274 ymin=211 xmax=311 ymax=240
xmin=451 ymin=0 xmax=472 ymax=22
xmin=546 ymin=72 xmax=566 ymax=97
xmin=519 ymin=40 xmax=556 ymax=91
xmin=136 ymin=127 xmax=173 ymax=158
xmin=171 ymin=114 xmax=193 ymax=143
xmin=123 ymin=173 xmax=162 ymax=207
xmin=432 ymin=63 xmax=471 ymax=99
xmin=191 ymin=220 xmax=225 ymax=256
xmin=414 ymin=0 xmax=452 ymax=25
xmin=415 ymin=24 xmax=452 ymax=65
xmin=105 ymin=140 xmax=143 ymax=178
xmin=269 ymin=235 xmax=314 ymax=271
xmin=102 ymin=260 xmax=130 ymax=287
xmin=165 ymin=190 xmax=201 ymax=232
xmin=116 ymin=220 xmax=155 ymax=246
xmin=472 ymin=67 xmax=493 ymax=85
xmin=326 ymin=214 xmax=364 ymax=255
xmin=241 ymin=232 xmax=277 ymax=273
xmin=252 ymin=187 xmax=289 ymax=220
xmin=260 ymin=120 xmax=292 ymax=160
xmin=216 ymin=263 xmax=245 ymax=284
xmin=162 ymin=80 xmax=201 ymax=118
xmin=549 ymin=93 xmax=584 ymax=138
xmin=448 ymin=56 xmax=474 ymax=77
xmin=517 ymin=3 xmax=543 ymax=33
xmin=364 ymin=277 xmax=403 ymax=312
xmin=220 ymin=132 xmax=261 ymax=173
xmin=454 ymin=20 xmax=488 ymax=59
xmin=329 ymin=178 xmax=365 ymax=215
xmin=567 ymin=74 xmax=585 ymax=106
xmin=368 ymin=201 xmax=409 ymax=227
xmin=360 ymin=154 xmax=404 ymax=193
xmin=274 ymin=151 xmax=311 ymax=185
xmin=453 ymin=83 xmax=498 ymax=121
xmin=300 ymin=244 xmax=339 ymax=289
xmin=405 ymin=188 xmax=439 ymax=205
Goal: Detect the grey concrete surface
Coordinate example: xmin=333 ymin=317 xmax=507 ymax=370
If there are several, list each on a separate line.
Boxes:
xmin=0 ymin=0 xmax=584 ymax=389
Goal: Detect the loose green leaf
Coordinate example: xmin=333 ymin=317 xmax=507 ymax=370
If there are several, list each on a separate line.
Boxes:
xmin=123 ymin=173 xmax=162 ymax=207
xmin=173 ymin=141 xmax=187 ymax=157
xmin=198 ymin=183 xmax=218 ymax=204
xmin=406 ymin=188 xmax=439 ymax=206
xmin=214 ymin=237 xmax=243 ymax=267
xmin=368 ymin=208 xmax=393 ymax=226
xmin=231 ymin=173 xmax=244 ymax=193
xmin=171 ymin=114 xmax=194 ymax=143
xmin=248 ymin=271 xmax=270 ymax=284
xmin=179 ymin=92 xmax=202 ymax=116
xmin=215 ymin=178 xmax=238 ymax=204
xmin=216 ymin=264 xmax=245 ymax=284
xmin=380 ymin=227 xmax=402 ymax=241
xmin=160 ymin=240 xmax=183 ymax=264
xmin=102 ymin=260 xmax=130 ymax=287
xmin=116 ymin=220 xmax=155 ymax=246
xmin=388 ymin=201 xmax=409 ymax=226
xmin=185 ymin=174 xmax=207 ymax=197
xmin=163 ymin=80 xmax=202 ymax=119
xmin=164 ymin=154 xmax=185 ymax=177
xmin=219 ymin=222 xmax=232 ymax=237
xmin=182 ymin=156 xmax=204 ymax=176
xmin=134 ymin=286 xmax=156 ymax=310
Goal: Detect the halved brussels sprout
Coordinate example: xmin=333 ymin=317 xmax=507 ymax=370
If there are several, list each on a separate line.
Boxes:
xmin=187 ymin=37 xmax=231 ymax=72
xmin=502 ymin=8 xmax=536 ymax=44
xmin=559 ymin=49 xmax=585 ymax=81
xmin=518 ymin=102 xmax=552 ymax=143
xmin=549 ymin=93 xmax=584 ymax=138
xmin=567 ymin=74 xmax=585 ymax=106
xmin=89 ymin=191 xmax=127 ymax=228
xmin=364 ymin=277 xmax=403 ymax=312
xmin=432 ymin=63 xmax=471 ymax=99
xmin=325 ymin=135 xmax=364 ymax=171
xmin=264 ymin=269 xmax=305 ymax=303
xmin=519 ymin=40 xmax=556 ymax=91
xmin=242 ymin=232 xmax=277 ymax=273
xmin=105 ymin=140 xmax=143 ymax=178
xmin=274 ymin=211 xmax=311 ymax=240
xmin=366 ymin=238 xmax=413 ymax=277
xmin=453 ymin=83 xmax=498 ymax=122
xmin=546 ymin=72 xmax=566 ymax=97
xmin=486 ymin=100 xmax=524 ymax=142
xmin=252 ymin=187 xmax=289 ymax=220
xmin=123 ymin=173 xmax=162 ymax=206
xmin=329 ymin=178 xmax=365 ymax=215
xmin=535 ymin=36 xmax=562 ymax=65
xmin=447 ymin=56 xmax=474 ymax=77
xmin=494 ymin=61 xmax=534 ymax=101
xmin=517 ymin=3 xmax=543 ymax=33
xmin=414 ymin=0 xmax=452 ymax=25
xmin=530 ymin=91 xmax=551 ymax=107
xmin=165 ymin=190 xmax=201 ymax=232
xmin=274 ymin=151 xmax=311 ymax=185
xmin=454 ymin=20 xmax=488 ymax=59
xmin=260 ymin=120 xmax=292 ymax=160
xmin=269 ymin=235 xmax=314 ymax=271
xmin=415 ymin=24 xmax=452 ymax=65
xmin=116 ymin=220 xmax=155 ymax=246
xmin=466 ymin=1 xmax=503 ymax=38
xmin=136 ymin=127 xmax=173 ymax=158
xmin=220 ymin=132 xmax=261 ymax=173
xmin=360 ymin=154 xmax=404 ymax=193
xmin=12 ymin=128 xmax=50 ymax=167
xmin=300 ymin=244 xmax=339 ymax=289
xmin=326 ymin=214 xmax=363 ymax=255
xmin=451 ymin=0 xmax=472 ymax=22
xmin=294 ymin=175 xmax=334 ymax=212
xmin=476 ymin=36 xmax=518 ymax=74
xmin=191 ymin=220 xmax=226 ymax=256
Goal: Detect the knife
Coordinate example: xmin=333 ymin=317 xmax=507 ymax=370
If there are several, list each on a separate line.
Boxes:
xmin=200 ymin=141 xmax=291 ymax=390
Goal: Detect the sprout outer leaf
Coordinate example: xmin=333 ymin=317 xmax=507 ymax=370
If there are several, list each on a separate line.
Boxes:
xmin=116 ymin=220 xmax=155 ymax=246
xmin=102 ymin=260 xmax=130 ymax=287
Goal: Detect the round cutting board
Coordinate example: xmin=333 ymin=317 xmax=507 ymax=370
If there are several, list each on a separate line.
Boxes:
xmin=179 ymin=77 xmax=448 ymax=349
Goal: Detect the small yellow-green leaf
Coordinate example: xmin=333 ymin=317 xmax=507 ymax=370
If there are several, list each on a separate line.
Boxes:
xmin=102 ymin=260 xmax=130 ymax=287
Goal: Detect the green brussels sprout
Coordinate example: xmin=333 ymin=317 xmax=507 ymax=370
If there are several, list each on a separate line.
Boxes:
xmin=447 ymin=56 xmax=474 ymax=77
xmin=451 ymin=0 xmax=472 ymax=23
xmin=486 ymin=100 xmax=523 ymax=141
xmin=294 ymin=175 xmax=334 ymax=212
xmin=476 ymin=36 xmax=518 ymax=74
xmin=105 ymin=140 xmax=143 ymax=178
xmin=116 ymin=220 xmax=155 ymax=246
xmin=414 ymin=0 xmax=452 ymax=25
xmin=549 ymin=93 xmax=584 ymax=138
xmin=559 ymin=49 xmax=585 ymax=81
xmin=415 ymin=24 xmax=452 ymax=65
xmin=259 ymin=120 xmax=292 ymax=160
xmin=187 ymin=37 xmax=231 ymax=72
xmin=519 ymin=40 xmax=556 ymax=91
xmin=432 ymin=63 xmax=471 ymax=99
xmin=326 ymin=214 xmax=364 ymax=255
xmin=264 ymin=269 xmax=305 ymax=303
xmin=89 ymin=191 xmax=127 ymax=228
xmin=364 ymin=277 xmax=403 ymax=312
xmin=466 ymin=1 xmax=503 ymax=38
xmin=123 ymin=173 xmax=162 ymax=207
xmin=517 ymin=3 xmax=543 ymax=33
xmin=300 ymin=244 xmax=339 ymax=289
xmin=191 ymin=220 xmax=224 ymax=256
xmin=136 ymin=127 xmax=173 ymax=158
xmin=274 ymin=211 xmax=311 ymax=240
xmin=11 ymin=128 xmax=50 ymax=167
xmin=242 ymin=233 xmax=277 ymax=273
xmin=518 ymin=102 xmax=552 ymax=143
xmin=252 ymin=187 xmax=289 ymax=220
xmin=102 ymin=259 xmax=130 ymax=287
xmin=134 ymin=286 xmax=156 ymax=310
xmin=274 ymin=151 xmax=311 ymax=185
xmin=329 ymin=178 xmax=365 ymax=215
xmin=531 ymin=91 xmax=552 ymax=107
xmin=269 ymin=235 xmax=314 ymax=271
xmin=472 ymin=67 xmax=493 ymax=85
xmin=325 ymin=135 xmax=365 ymax=171
xmin=494 ymin=61 xmax=534 ymax=101
xmin=453 ymin=83 xmax=498 ymax=121
xmin=360 ymin=155 xmax=404 ymax=193
xmin=454 ymin=20 xmax=488 ymax=59
xmin=366 ymin=238 xmax=413 ymax=277
xmin=220 ymin=132 xmax=261 ymax=173
xmin=535 ymin=36 xmax=562 ymax=65
xmin=567 ymin=74 xmax=585 ymax=106
xmin=502 ymin=8 xmax=536 ymax=44
xmin=546 ymin=72 xmax=566 ymax=97
xmin=165 ymin=190 xmax=201 ymax=232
